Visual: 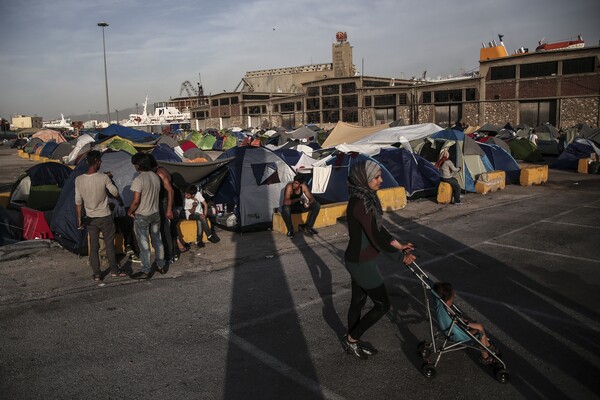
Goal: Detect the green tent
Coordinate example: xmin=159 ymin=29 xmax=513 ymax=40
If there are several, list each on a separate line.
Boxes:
xmin=186 ymin=131 xmax=204 ymax=147
xmin=222 ymin=135 xmax=238 ymax=150
xmin=508 ymin=139 xmax=543 ymax=162
xmin=106 ymin=138 xmax=138 ymax=155
xmin=197 ymin=134 xmax=217 ymax=150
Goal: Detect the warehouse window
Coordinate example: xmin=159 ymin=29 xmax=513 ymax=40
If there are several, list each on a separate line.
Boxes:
xmin=520 ymin=61 xmax=558 ymax=78
xmin=490 ymin=65 xmax=516 ymax=80
xmin=563 ymin=57 xmax=595 ymax=75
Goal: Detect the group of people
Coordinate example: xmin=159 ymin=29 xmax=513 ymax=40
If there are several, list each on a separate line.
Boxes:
xmin=75 ymin=150 xmax=219 ymax=281
xmin=75 ymin=150 xmax=494 ymax=365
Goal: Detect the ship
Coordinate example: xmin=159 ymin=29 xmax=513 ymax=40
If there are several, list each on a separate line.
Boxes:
xmin=535 ymin=35 xmax=585 ymax=52
xmin=122 ymin=95 xmax=190 ymax=128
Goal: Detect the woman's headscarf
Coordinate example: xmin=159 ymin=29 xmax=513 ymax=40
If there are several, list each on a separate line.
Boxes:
xmin=348 ymin=160 xmax=384 ymax=229
xmin=435 ymin=149 xmax=449 ymax=169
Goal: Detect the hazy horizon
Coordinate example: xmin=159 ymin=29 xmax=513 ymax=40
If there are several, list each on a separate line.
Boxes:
xmin=1 ymin=0 xmax=599 ymax=121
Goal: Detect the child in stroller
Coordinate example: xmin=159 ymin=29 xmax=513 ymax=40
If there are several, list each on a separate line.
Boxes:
xmin=433 ymin=282 xmax=497 ymax=365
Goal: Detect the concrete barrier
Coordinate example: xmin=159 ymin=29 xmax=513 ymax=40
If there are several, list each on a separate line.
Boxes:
xmin=178 ymin=219 xmax=211 ymax=243
xmin=437 ymin=182 xmax=452 ymax=204
xmin=520 ymin=164 xmax=548 ymax=186
xmin=476 ymin=170 xmax=506 ymax=194
xmin=377 ymin=186 xmax=407 ymax=211
xmin=272 ymin=202 xmax=347 ymax=234
xmin=577 ymin=158 xmax=590 ymax=174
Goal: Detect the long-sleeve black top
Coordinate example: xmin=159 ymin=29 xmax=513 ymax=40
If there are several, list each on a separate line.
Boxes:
xmin=344 ymin=196 xmax=399 ymax=263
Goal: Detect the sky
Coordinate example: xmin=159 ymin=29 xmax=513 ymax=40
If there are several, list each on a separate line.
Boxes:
xmin=1 ymin=0 xmax=599 ymax=121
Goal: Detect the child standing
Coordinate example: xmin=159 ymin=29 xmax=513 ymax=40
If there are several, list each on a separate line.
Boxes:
xmin=183 ymin=185 xmax=212 ymax=248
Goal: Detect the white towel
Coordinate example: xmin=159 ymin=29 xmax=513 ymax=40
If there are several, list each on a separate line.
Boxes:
xmin=311 ymin=165 xmax=332 ymax=194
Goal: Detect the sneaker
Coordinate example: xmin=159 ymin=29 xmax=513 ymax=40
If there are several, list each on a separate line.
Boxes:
xmin=131 ymin=271 xmax=151 ymax=280
xmin=286 ymin=231 xmax=294 ymax=238
xmin=129 ymin=254 xmax=141 ymax=263
xmin=208 ymin=234 xmax=220 ymax=243
xmin=124 ymin=245 xmax=134 ymax=256
xmin=341 ymin=335 xmax=368 ymax=360
xmin=299 ymin=224 xmax=318 ymax=235
xmin=357 ymin=341 xmax=378 ymax=356
xmin=197 ymin=241 xmax=205 ymax=248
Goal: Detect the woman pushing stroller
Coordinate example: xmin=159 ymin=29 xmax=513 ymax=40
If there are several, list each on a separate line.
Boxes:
xmin=341 ymin=160 xmax=416 ymax=359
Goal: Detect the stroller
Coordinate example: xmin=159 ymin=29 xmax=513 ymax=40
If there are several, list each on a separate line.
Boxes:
xmin=404 ymin=261 xmax=510 ymax=383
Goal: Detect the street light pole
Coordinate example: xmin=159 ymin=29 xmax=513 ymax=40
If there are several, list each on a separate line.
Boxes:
xmin=98 ymin=22 xmax=111 ymax=124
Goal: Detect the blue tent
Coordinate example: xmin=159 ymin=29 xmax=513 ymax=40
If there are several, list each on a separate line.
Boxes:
xmin=39 ymin=141 xmax=60 ymax=157
xmin=314 ymin=152 xmax=399 ymax=204
xmin=552 ymin=138 xmax=600 ymax=171
xmin=373 ymin=148 xmax=440 ymax=198
xmin=51 ymin=151 xmax=138 ymax=254
xmin=151 ymin=143 xmax=182 ymax=162
xmin=477 ymin=142 xmax=521 ymax=184
xmin=96 ymin=124 xmax=158 ymax=142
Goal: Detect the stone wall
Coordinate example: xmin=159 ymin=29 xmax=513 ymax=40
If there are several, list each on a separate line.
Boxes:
xmin=462 ymin=103 xmax=479 ymax=127
xmin=483 ymin=101 xmax=518 ymax=125
xmin=561 ymin=97 xmax=599 ymax=128
xmin=417 ymin=105 xmax=433 ymax=124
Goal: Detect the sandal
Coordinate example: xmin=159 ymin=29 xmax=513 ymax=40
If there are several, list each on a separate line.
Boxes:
xmin=93 ymin=275 xmax=102 ymax=282
xmin=111 ymin=270 xmax=128 ymax=277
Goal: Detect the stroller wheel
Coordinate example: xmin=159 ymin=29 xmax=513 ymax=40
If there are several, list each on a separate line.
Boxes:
xmin=417 ymin=341 xmax=431 ymax=358
xmin=495 ymin=368 xmax=510 ymax=384
xmin=421 ymin=363 xmax=436 ymax=379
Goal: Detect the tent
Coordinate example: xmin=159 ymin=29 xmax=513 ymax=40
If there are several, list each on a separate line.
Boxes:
xmin=151 ymin=143 xmax=182 ymax=163
xmin=183 ymin=147 xmax=212 ymax=161
xmin=39 ymin=141 xmax=61 ymax=158
xmin=32 ymin=129 xmax=66 ymax=143
xmin=156 ymin=134 xmax=179 ymax=148
xmin=211 ymin=146 xmax=296 ymax=231
xmin=64 ymin=134 xmax=96 ymax=164
xmin=508 ymin=139 xmax=543 ymax=162
xmin=94 ymin=136 xmax=139 ymax=155
xmin=197 ymin=133 xmax=217 ymax=150
xmin=9 ymin=162 xmax=73 ymax=211
xmin=534 ymin=124 xmax=560 ymax=155
xmin=476 ymin=136 xmax=511 ymax=153
xmin=552 ymin=138 xmax=600 ymax=171
xmin=373 ymin=147 xmax=441 ymax=199
xmin=477 ymin=142 xmax=521 ymax=184
xmin=354 ymin=123 xmax=443 ymax=151
xmin=96 ymin=124 xmax=158 ymax=142
xmin=50 ymin=151 xmax=138 ymax=254
xmin=23 ymin=138 xmax=43 ymax=154
xmin=313 ymin=151 xmax=399 ymax=204
xmin=416 ymin=129 xmax=494 ymax=192
xmin=0 ymin=205 xmax=20 ymax=246
xmin=48 ymin=142 xmax=74 ymax=160
xmin=321 ymin=121 xmax=387 ymax=148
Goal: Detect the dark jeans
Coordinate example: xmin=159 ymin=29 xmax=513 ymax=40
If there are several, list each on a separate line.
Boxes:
xmin=347 ymin=280 xmax=391 ymax=340
xmin=114 ymin=215 xmax=138 ymax=254
xmin=87 ymin=215 xmax=119 ymax=276
xmin=187 ymin=212 xmax=211 ymax=242
xmin=281 ymin=201 xmax=321 ymax=234
xmin=159 ymin=196 xmax=176 ymax=260
xmin=441 ymin=177 xmax=461 ymax=203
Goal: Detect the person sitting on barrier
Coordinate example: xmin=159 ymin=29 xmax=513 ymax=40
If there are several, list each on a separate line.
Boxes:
xmin=433 ymin=281 xmax=496 ymax=365
xmin=436 ymin=149 xmax=462 ymax=205
xmin=281 ymin=174 xmax=321 ymax=238
xmin=183 ymin=184 xmax=215 ymax=248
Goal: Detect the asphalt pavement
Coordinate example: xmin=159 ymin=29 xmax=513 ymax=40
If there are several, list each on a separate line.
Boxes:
xmin=1 ymin=146 xmax=599 ymax=399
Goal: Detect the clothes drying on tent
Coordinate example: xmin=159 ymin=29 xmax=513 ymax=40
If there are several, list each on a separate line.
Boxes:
xmin=9 ymin=162 xmax=73 ymax=211
xmin=313 ymin=151 xmax=399 ymax=204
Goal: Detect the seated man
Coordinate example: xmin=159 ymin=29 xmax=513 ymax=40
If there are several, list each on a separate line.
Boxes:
xmin=433 ymin=282 xmax=497 ymax=365
xmin=281 ymin=174 xmax=321 ymax=238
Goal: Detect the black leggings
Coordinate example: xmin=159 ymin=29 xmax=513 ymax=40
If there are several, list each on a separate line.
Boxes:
xmin=347 ymin=280 xmax=391 ymax=340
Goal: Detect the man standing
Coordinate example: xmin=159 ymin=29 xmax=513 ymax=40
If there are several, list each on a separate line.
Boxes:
xmin=281 ymin=174 xmax=321 ymax=238
xmin=128 ymin=153 xmax=166 ymax=279
xmin=75 ymin=150 xmax=126 ymax=282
